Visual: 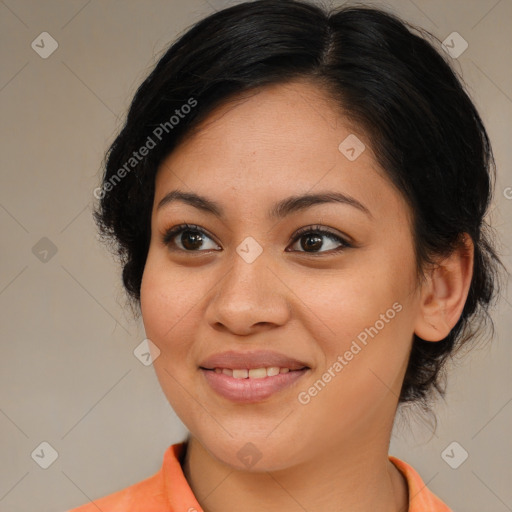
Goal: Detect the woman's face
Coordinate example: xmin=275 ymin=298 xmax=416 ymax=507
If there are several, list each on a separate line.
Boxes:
xmin=140 ymin=80 xmax=423 ymax=470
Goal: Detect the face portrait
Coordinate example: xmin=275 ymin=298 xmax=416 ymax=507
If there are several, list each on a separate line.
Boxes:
xmin=4 ymin=0 xmax=508 ymax=510
xmin=140 ymin=79 xmax=428 ymax=473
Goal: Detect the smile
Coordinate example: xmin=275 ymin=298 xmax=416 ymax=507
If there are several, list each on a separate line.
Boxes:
xmin=200 ymin=367 xmax=309 ymax=403
xmin=210 ymin=367 xmax=303 ymax=378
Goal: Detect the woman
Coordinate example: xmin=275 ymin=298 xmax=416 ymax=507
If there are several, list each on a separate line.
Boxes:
xmin=71 ymin=1 xmax=503 ymax=510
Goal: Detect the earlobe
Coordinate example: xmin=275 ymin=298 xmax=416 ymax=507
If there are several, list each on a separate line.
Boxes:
xmin=414 ymin=235 xmax=474 ymax=342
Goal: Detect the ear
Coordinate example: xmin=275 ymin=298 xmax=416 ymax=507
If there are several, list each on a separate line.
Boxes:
xmin=414 ymin=234 xmax=474 ymax=342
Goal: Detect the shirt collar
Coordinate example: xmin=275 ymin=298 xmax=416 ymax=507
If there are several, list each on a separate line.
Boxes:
xmin=163 ymin=442 xmax=452 ymax=511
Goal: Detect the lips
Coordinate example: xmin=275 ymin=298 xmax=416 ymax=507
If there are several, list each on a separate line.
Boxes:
xmin=199 ymin=350 xmax=310 ymax=403
xmin=199 ymin=350 xmax=310 ymax=371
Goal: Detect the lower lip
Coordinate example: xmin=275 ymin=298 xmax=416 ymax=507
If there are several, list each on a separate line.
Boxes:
xmin=200 ymin=368 xmax=309 ymax=403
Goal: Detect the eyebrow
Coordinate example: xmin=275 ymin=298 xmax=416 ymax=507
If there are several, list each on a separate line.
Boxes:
xmin=156 ymin=189 xmax=372 ymax=219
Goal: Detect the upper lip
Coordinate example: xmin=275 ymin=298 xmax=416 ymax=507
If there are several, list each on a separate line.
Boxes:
xmin=199 ymin=350 xmax=310 ymax=371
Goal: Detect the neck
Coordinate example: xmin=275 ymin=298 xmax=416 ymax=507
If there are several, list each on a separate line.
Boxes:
xmin=182 ymin=426 xmax=408 ymax=512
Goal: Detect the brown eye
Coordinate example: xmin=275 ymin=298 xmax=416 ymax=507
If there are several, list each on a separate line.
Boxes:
xmin=161 ymin=223 xmax=352 ymax=255
xmin=288 ymin=226 xmax=352 ymax=254
xmin=162 ymin=224 xmax=220 ymax=252
xmin=179 ymin=229 xmax=206 ymax=250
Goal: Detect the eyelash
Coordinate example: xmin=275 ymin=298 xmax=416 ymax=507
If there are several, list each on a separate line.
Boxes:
xmin=161 ymin=223 xmax=352 ymax=255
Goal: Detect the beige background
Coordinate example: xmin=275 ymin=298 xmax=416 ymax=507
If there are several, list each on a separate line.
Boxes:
xmin=1 ymin=0 xmax=511 ymax=510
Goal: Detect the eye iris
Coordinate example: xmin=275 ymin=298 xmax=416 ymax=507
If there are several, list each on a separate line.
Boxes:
xmin=181 ymin=230 xmax=203 ymax=250
xmin=301 ymin=233 xmax=323 ymax=252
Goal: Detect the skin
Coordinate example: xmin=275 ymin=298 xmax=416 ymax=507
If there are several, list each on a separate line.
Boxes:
xmin=140 ymin=79 xmax=474 ymax=511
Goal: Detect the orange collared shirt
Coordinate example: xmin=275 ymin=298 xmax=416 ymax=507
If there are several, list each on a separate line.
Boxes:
xmin=68 ymin=442 xmax=452 ymax=511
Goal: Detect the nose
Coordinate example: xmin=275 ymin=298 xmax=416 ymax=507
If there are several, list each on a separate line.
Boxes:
xmin=204 ymin=249 xmax=291 ymax=336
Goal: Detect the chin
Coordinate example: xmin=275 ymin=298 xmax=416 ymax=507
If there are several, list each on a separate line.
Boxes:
xmin=200 ymin=434 xmax=307 ymax=473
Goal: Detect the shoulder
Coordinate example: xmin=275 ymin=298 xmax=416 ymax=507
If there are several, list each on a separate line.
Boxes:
xmin=389 ymin=455 xmax=453 ymax=512
xmin=66 ymin=470 xmax=167 ymax=512
xmin=67 ymin=443 xmax=193 ymax=512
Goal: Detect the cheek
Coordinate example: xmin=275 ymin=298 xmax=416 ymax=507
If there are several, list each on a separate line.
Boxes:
xmin=140 ymin=251 xmax=198 ymax=343
xmin=140 ymin=256 xmax=201 ymax=413
xmin=140 ymin=262 xmax=193 ymax=401
xmin=290 ymin=251 xmax=415 ymax=407
xmin=292 ymin=260 xmax=410 ymax=345
xmin=294 ymin=300 xmax=412 ymax=443
xmin=139 ymin=250 xmax=219 ymax=383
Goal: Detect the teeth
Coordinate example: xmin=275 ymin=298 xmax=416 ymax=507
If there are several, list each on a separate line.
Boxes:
xmin=232 ymin=369 xmax=248 ymax=379
xmin=248 ymin=368 xmax=267 ymax=379
xmin=213 ymin=366 xmax=298 ymax=378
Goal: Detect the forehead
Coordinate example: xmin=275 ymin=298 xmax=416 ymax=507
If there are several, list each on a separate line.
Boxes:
xmin=160 ymin=80 xmax=346 ymax=172
xmin=154 ymin=80 xmax=409 ymax=226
